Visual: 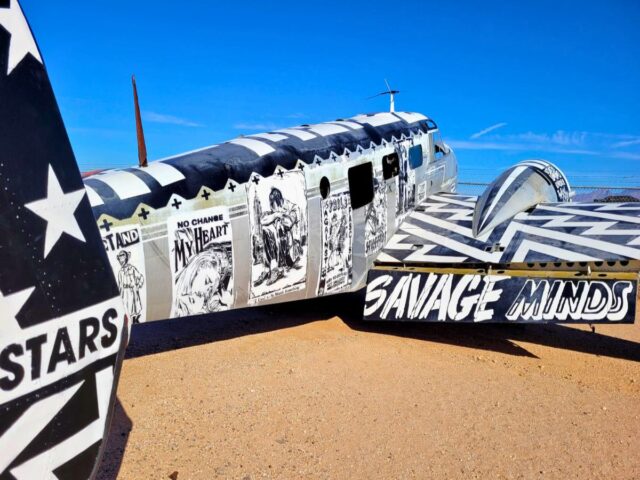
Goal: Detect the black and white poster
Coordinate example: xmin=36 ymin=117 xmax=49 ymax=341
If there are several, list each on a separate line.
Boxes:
xmin=395 ymin=142 xmax=416 ymax=226
xmin=364 ymin=269 xmax=637 ymax=323
xmin=102 ymin=224 xmax=147 ymax=324
xmin=248 ymin=171 xmax=308 ymax=304
xmin=417 ymin=181 xmax=427 ymax=204
xmin=317 ymin=192 xmax=353 ymax=295
xmin=168 ymin=207 xmax=234 ymax=317
xmin=365 ymin=178 xmax=387 ymax=256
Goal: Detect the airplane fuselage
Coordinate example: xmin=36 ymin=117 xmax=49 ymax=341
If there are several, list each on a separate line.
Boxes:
xmin=84 ymin=112 xmax=457 ymax=322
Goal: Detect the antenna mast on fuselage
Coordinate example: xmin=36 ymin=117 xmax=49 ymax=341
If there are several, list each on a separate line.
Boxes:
xmin=368 ymin=79 xmax=400 ymax=112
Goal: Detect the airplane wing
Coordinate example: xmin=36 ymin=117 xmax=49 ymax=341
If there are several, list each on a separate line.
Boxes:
xmin=365 ymin=163 xmax=640 ymax=323
xmin=0 ymin=2 xmax=127 ymax=479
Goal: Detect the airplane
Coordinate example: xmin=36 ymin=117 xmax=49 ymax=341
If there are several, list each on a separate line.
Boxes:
xmin=1 ymin=2 xmax=638 ymax=479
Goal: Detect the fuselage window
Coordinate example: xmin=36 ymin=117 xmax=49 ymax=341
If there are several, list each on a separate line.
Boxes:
xmin=320 ymin=176 xmax=331 ymax=199
xmin=348 ymin=161 xmax=374 ymax=209
xmin=408 ymin=145 xmax=423 ymax=169
xmin=382 ymin=153 xmax=399 ymax=180
xmin=435 ymin=143 xmax=446 ymax=160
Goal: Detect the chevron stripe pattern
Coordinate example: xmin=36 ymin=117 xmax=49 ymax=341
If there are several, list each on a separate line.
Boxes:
xmin=379 ymin=194 xmax=640 ymax=265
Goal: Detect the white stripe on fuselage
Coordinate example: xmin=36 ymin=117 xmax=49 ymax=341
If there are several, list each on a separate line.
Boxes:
xmin=228 ymin=138 xmax=276 ymax=156
xmin=393 ymin=112 xmax=428 ymax=124
xmin=305 ymin=123 xmax=349 ymax=137
xmin=136 ymin=161 xmax=185 ymax=187
xmin=91 ymin=170 xmax=151 ymax=200
xmin=249 ymin=133 xmax=288 ymax=142
xmin=352 ymin=112 xmax=399 ymax=127
xmin=275 ymin=128 xmax=316 ymax=141
xmin=84 ymin=185 xmax=104 ymax=206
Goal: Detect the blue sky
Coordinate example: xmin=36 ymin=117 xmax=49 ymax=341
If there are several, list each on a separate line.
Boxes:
xmin=23 ymin=1 xmax=640 ymax=185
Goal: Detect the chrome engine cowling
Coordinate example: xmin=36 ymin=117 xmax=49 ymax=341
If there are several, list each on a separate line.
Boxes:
xmin=472 ymin=160 xmax=572 ymax=238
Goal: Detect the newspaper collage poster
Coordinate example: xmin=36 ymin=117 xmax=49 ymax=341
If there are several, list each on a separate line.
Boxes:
xmin=248 ymin=170 xmax=308 ymax=304
xmin=101 ymin=224 xmax=147 ymax=324
xmin=417 ymin=181 xmax=428 ymax=204
xmin=168 ymin=206 xmax=234 ymax=317
xmin=317 ymin=191 xmax=353 ymax=296
xmin=365 ymin=177 xmax=388 ymax=256
xmin=395 ymin=141 xmax=416 ymax=226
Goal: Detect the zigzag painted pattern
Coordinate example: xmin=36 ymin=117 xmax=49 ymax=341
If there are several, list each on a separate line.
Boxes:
xmin=378 ymin=194 xmax=640 ymax=265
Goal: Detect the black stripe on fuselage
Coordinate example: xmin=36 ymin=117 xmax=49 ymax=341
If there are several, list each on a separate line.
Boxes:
xmin=87 ymin=116 xmax=432 ymax=220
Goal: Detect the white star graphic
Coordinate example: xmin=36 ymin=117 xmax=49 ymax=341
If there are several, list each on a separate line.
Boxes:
xmin=0 ymin=286 xmax=34 ymax=337
xmin=25 ymin=165 xmax=87 ymax=258
xmin=0 ymin=0 xmax=42 ymax=75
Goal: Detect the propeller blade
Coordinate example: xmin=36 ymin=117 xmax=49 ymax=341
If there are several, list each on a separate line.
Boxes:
xmin=366 ymin=91 xmax=391 ymax=100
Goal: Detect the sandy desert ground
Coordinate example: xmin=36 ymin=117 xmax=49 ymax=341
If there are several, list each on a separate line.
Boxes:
xmin=97 ymin=291 xmax=640 ymax=480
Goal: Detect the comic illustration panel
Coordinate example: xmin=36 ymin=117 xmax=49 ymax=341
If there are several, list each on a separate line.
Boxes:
xmin=168 ymin=206 xmax=234 ymax=317
xmin=101 ymin=224 xmax=147 ymax=324
xmin=417 ymin=180 xmax=427 ymax=204
xmin=395 ymin=141 xmax=416 ymax=227
xmin=365 ymin=178 xmax=388 ymax=257
xmin=317 ymin=191 xmax=353 ymax=296
xmin=248 ymin=171 xmax=308 ymax=304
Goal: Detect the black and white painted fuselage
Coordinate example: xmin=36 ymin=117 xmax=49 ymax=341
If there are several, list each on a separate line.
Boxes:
xmin=83 ymin=112 xmax=458 ymax=322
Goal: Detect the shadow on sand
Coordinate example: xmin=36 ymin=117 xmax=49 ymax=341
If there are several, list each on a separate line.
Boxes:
xmin=125 ymin=290 xmax=640 ymax=363
xmin=97 ymin=399 xmax=132 ymax=480
xmin=98 ymin=291 xmax=639 ymax=478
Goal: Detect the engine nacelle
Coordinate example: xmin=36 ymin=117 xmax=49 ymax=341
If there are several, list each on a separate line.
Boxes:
xmin=472 ymin=160 xmax=572 ymax=238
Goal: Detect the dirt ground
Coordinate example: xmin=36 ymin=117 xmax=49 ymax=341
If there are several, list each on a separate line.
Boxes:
xmin=97 ymin=292 xmax=640 ymax=480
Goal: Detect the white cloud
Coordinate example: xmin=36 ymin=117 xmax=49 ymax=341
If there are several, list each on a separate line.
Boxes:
xmin=233 ymin=122 xmax=280 ymax=131
xmin=487 ymin=130 xmax=587 ymax=146
xmin=143 ymin=111 xmax=202 ymax=127
xmin=612 ymin=138 xmax=640 ymax=148
xmin=449 ymin=139 xmax=598 ymax=156
xmin=611 ymin=151 xmax=640 ymax=160
xmin=470 ymin=122 xmax=508 ymax=139
xmin=451 ymin=129 xmax=640 ymax=159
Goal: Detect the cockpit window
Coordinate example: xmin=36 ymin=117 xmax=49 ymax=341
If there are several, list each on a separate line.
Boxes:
xmin=432 ymin=130 xmax=447 ymax=161
xmin=348 ymin=162 xmax=374 ymax=209
xmin=382 ymin=153 xmax=399 ymax=180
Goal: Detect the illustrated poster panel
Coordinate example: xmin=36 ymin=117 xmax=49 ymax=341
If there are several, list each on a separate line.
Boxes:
xmin=395 ymin=142 xmax=416 ymax=226
xmin=317 ymin=191 xmax=353 ymax=296
xmin=248 ymin=170 xmax=308 ymax=304
xmin=102 ymin=224 xmax=147 ymax=324
xmin=417 ymin=181 xmax=427 ymax=204
xmin=365 ymin=178 xmax=387 ymax=256
xmin=168 ymin=206 xmax=234 ymax=317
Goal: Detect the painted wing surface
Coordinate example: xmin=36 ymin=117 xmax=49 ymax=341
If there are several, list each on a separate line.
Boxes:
xmin=379 ymin=193 xmax=640 ymax=266
xmin=364 ymin=194 xmax=640 ymax=323
xmin=0 ymin=2 xmax=127 ymax=479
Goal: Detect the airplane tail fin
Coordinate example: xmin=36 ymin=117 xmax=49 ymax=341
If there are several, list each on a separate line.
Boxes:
xmin=0 ymin=2 xmax=127 ymax=478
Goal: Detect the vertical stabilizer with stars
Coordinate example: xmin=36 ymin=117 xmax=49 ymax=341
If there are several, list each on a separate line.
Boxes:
xmin=0 ymin=2 xmax=127 ymax=479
